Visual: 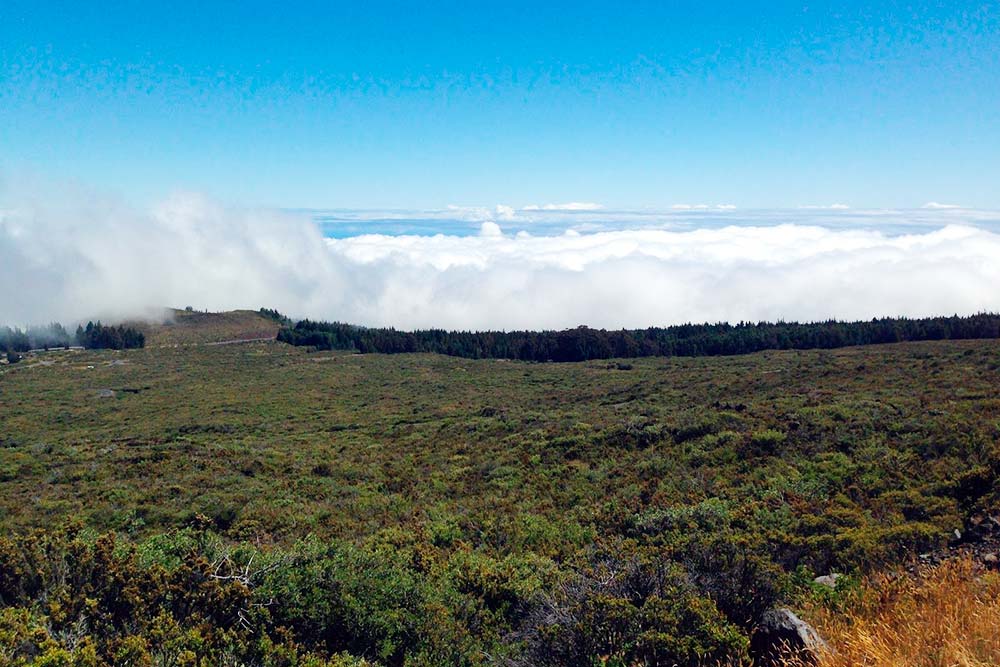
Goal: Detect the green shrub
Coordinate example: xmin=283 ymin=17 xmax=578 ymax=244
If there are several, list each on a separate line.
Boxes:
xmin=512 ymin=554 xmax=747 ymax=666
xmin=747 ymin=429 xmax=787 ymax=455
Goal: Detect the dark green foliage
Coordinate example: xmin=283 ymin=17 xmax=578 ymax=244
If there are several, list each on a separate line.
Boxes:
xmin=0 ymin=524 xmax=547 ymax=666
xmin=0 ymin=326 xmax=29 ymax=353
xmin=75 ymin=321 xmax=145 ymax=350
xmin=259 ymin=540 xmax=440 ymax=665
xmin=680 ymin=538 xmax=782 ymax=630
xmin=278 ymin=313 xmax=1000 ymax=362
xmin=512 ymin=552 xmax=748 ymax=666
xmin=260 ymin=307 xmax=293 ymax=325
xmin=0 ymin=525 xmax=379 ymax=666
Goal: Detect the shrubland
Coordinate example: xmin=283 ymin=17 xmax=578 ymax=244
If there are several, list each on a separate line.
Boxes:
xmin=1 ymin=332 xmax=998 ymax=665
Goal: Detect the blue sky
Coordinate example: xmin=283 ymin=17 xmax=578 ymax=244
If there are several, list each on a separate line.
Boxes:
xmin=1 ymin=1 xmax=998 ymax=209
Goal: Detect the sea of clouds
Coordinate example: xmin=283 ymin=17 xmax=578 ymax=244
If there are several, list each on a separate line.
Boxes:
xmin=3 ymin=185 xmax=1000 ymax=330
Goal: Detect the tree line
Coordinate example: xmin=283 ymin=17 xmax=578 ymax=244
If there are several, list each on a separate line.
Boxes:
xmin=75 ymin=321 xmax=146 ymax=350
xmin=277 ymin=313 xmax=1000 ymax=362
xmin=1 ymin=321 xmax=145 ymax=360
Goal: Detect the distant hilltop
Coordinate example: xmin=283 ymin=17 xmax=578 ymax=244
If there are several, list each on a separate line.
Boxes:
xmin=132 ymin=308 xmax=282 ymax=347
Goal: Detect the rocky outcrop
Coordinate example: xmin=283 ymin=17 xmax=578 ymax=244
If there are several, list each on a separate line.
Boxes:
xmin=913 ymin=514 xmax=1000 ymax=573
xmin=750 ymin=608 xmax=828 ymax=667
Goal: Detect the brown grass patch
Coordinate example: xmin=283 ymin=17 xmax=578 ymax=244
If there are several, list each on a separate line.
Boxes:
xmin=804 ymin=559 xmax=1000 ymax=667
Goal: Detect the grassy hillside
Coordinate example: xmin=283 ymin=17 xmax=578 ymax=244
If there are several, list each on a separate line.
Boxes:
xmin=134 ymin=308 xmax=281 ymax=346
xmin=1 ymin=334 xmax=998 ymax=665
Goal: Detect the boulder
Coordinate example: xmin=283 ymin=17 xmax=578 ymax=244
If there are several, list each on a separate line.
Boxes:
xmin=813 ymin=573 xmax=842 ymax=589
xmin=750 ymin=608 xmax=828 ymax=667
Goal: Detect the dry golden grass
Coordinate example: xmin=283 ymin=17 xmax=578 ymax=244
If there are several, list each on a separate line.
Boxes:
xmin=802 ymin=559 xmax=1000 ymax=667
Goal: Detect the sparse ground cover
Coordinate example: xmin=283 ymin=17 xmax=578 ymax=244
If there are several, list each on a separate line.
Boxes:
xmin=1 ymin=335 xmax=999 ymax=665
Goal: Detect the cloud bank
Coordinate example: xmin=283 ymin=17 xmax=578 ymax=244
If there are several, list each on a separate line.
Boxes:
xmin=523 ymin=202 xmax=604 ymax=211
xmin=922 ymin=202 xmax=965 ymax=210
xmin=3 ymin=186 xmax=1000 ymax=330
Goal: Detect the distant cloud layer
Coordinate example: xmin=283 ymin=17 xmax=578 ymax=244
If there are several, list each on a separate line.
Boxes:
xmin=329 ymin=223 xmax=1000 ymax=329
xmin=3 ymin=186 xmax=1000 ymax=330
xmin=522 ymin=202 xmax=604 ymax=211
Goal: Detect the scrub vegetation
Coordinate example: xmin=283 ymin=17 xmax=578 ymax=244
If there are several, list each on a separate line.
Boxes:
xmin=1 ymin=312 xmax=998 ymax=665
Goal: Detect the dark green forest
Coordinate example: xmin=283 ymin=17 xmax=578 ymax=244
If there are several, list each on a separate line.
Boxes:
xmin=277 ymin=313 xmax=1000 ymax=362
xmin=74 ymin=322 xmax=146 ymax=351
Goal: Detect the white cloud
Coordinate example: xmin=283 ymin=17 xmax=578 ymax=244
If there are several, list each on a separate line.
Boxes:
xmin=323 ymin=223 xmax=1000 ymax=329
xmin=523 ymin=202 xmax=603 ymax=211
xmin=922 ymin=202 xmax=964 ymax=210
xmin=3 ymin=183 xmax=1000 ymax=331
xmin=494 ymin=204 xmax=516 ymax=220
xmin=0 ymin=187 xmax=342 ymax=325
xmin=479 ymin=221 xmax=504 ymax=237
xmin=444 ymin=204 xmax=494 ymax=221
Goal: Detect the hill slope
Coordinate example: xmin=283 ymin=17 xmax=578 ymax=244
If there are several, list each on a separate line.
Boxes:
xmin=136 ymin=308 xmax=281 ymax=346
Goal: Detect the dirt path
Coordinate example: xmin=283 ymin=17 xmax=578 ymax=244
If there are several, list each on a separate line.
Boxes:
xmin=204 ymin=336 xmax=276 ymax=346
xmin=155 ymin=336 xmax=276 ymax=349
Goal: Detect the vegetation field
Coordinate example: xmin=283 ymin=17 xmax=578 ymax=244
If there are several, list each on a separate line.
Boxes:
xmin=1 ymin=332 xmax=999 ymax=665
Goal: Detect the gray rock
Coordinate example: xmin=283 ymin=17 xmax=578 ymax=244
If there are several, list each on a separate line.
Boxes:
xmin=750 ymin=608 xmax=828 ymax=667
xmin=813 ymin=573 xmax=842 ymax=589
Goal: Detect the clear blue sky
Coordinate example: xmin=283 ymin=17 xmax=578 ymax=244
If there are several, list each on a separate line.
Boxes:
xmin=1 ymin=1 xmax=998 ymax=209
